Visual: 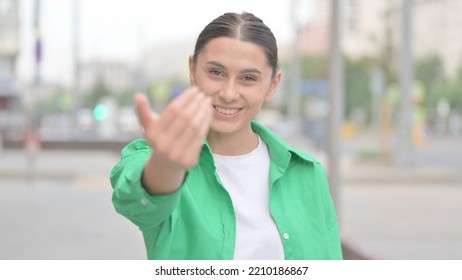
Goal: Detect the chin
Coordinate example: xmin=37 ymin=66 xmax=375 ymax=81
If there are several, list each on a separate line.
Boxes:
xmin=209 ymin=120 xmax=245 ymax=135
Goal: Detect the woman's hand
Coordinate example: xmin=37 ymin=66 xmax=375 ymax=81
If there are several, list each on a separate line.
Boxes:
xmin=134 ymin=87 xmax=213 ymax=194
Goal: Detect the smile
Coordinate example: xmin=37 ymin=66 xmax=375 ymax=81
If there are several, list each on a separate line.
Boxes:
xmin=213 ymin=105 xmax=242 ymax=116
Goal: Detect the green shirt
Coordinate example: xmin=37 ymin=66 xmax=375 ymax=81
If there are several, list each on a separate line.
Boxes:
xmin=110 ymin=121 xmax=343 ymax=260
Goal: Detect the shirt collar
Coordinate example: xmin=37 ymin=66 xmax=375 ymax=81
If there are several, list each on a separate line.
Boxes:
xmin=199 ymin=121 xmax=318 ymax=169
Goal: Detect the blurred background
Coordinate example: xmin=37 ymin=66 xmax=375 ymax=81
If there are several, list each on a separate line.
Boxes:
xmin=0 ymin=0 xmax=461 ymax=259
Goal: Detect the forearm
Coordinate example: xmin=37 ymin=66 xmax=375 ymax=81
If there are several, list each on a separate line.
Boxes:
xmin=110 ymin=140 xmax=183 ymax=229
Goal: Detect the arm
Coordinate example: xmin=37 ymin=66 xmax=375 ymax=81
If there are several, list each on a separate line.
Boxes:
xmin=110 ymin=139 xmax=184 ymax=229
xmin=110 ymin=87 xmax=212 ymax=229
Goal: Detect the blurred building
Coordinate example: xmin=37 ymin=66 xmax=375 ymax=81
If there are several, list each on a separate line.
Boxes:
xmin=78 ymin=39 xmax=193 ymax=98
xmin=298 ymin=0 xmax=400 ymax=57
xmin=414 ymin=0 xmax=462 ymax=78
xmin=139 ymin=39 xmax=193 ymax=84
xmin=79 ymin=60 xmax=134 ymax=94
xmin=299 ymin=0 xmax=462 ymax=78
xmin=0 ymin=0 xmax=20 ymax=136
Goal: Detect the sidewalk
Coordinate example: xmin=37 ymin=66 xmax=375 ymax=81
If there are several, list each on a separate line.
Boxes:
xmin=347 ymin=132 xmax=462 ymax=259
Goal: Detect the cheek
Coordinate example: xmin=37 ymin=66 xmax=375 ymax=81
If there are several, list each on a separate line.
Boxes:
xmin=245 ymin=91 xmax=267 ymax=107
xmin=196 ymin=76 xmax=221 ymax=96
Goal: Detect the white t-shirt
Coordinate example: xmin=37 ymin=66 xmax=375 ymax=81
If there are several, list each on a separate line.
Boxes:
xmin=213 ymin=136 xmax=285 ymax=260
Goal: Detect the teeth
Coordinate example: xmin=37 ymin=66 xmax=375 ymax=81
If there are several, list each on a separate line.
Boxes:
xmin=214 ymin=106 xmax=239 ymax=115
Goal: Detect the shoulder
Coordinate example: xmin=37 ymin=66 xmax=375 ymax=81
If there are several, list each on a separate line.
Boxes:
xmin=251 ymin=121 xmax=320 ymax=165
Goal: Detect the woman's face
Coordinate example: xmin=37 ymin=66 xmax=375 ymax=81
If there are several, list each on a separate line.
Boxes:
xmin=189 ymin=37 xmax=281 ymax=137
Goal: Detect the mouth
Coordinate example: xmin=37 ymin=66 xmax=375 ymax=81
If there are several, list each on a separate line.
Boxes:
xmin=213 ymin=105 xmax=242 ymax=118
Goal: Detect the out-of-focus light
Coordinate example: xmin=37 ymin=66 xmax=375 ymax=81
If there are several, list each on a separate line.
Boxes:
xmin=93 ymin=104 xmax=108 ymax=122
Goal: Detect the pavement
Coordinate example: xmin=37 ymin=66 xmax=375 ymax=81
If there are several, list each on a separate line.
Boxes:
xmin=0 ymin=132 xmax=461 ymax=260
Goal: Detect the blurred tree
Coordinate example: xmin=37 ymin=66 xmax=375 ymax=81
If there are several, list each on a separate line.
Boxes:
xmin=117 ymin=89 xmax=136 ymax=107
xmin=38 ymin=90 xmax=74 ymax=114
xmin=414 ymin=55 xmax=462 ymax=115
xmin=84 ymin=80 xmax=111 ymax=108
xmin=300 ymin=55 xmax=329 ymax=78
xmin=298 ymin=55 xmax=376 ymax=124
xmin=344 ymin=57 xmax=375 ymax=123
xmin=282 ymin=52 xmax=462 ymax=127
xmin=445 ymin=67 xmax=462 ymax=114
xmin=414 ymin=55 xmax=444 ymax=110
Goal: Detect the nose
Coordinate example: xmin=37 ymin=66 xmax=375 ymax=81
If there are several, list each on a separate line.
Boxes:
xmin=218 ymin=80 xmax=239 ymax=103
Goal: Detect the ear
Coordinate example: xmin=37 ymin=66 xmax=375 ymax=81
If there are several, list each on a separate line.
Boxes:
xmin=265 ymin=71 xmax=282 ymax=102
xmin=189 ymin=55 xmax=196 ymax=86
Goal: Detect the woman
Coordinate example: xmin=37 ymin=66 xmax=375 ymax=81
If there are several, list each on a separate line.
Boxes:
xmin=110 ymin=12 xmax=342 ymax=260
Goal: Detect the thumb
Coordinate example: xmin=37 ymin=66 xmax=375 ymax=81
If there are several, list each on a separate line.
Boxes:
xmin=134 ymin=92 xmax=159 ymax=132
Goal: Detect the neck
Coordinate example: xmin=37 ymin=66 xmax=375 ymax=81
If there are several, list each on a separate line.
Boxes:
xmin=207 ymin=127 xmax=259 ymax=156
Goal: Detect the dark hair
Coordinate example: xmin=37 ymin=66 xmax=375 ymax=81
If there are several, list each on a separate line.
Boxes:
xmin=192 ymin=12 xmax=279 ymax=77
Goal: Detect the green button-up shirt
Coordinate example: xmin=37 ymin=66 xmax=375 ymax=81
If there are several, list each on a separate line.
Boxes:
xmin=110 ymin=121 xmax=343 ymax=260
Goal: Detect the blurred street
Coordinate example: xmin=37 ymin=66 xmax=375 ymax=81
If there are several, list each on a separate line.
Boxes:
xmin=1 ymin=131 xmax=461 ymax=260
xmin=339 ymin=134 xmax=462 ymax=260
xmin=0 ymin=149 xmax=146 ymax=259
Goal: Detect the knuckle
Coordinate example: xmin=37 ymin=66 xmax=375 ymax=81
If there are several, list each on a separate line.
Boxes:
xmin=167 ymin=104 xmax=180 ymax=116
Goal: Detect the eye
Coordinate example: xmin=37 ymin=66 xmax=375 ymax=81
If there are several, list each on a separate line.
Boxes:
xmin=242 ymin=75 xmax=257 ymax=82
xmin=209 ymin=69 xmax=222 ymax=77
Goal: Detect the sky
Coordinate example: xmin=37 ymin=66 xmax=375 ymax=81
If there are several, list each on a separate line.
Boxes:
xmin=17 ymin=0 xmax=314 ymax=87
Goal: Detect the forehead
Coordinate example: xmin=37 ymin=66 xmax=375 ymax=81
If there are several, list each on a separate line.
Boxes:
xmin=197 ymin=37 xmax=271 ymax=72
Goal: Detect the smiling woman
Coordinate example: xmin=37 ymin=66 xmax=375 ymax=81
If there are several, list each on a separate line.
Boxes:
xmin=110 ymin=12 xmax=342 ymax=260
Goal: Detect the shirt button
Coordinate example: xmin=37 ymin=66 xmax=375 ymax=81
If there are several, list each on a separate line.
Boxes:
xmin=283 ymin=233 xmax=289 ymax=240
xmin=140 ymin=198 xmax=148 ymax=206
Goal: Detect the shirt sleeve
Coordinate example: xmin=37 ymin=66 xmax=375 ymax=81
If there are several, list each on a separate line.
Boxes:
xmin=110 ymin=139 xmax=183 ymax=230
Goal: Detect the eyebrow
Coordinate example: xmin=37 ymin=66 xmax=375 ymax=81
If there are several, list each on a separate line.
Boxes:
xmin=205 ymin=61 xmax=263 ymax=75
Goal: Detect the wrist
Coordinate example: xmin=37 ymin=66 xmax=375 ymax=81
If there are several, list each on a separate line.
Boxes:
xmin=142 ymin=154 xmax=187 ymax=195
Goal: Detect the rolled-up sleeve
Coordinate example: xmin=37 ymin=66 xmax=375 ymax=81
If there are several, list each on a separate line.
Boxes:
xmin=110 ymin=139 xmax=182 ymax=230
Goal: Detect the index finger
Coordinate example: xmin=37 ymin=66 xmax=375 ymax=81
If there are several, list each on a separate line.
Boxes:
xmin=158 ymin=86 xmax=206 ymax=127
xmin=169 ymin=86 xmax=204 ymax=108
